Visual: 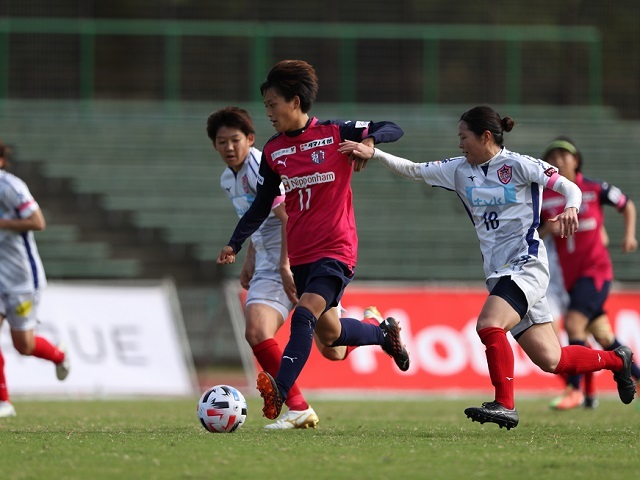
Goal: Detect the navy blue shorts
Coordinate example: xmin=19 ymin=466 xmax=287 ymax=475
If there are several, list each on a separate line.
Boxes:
xmin=290 ymin=257 xmax=354 ymax=314
xmin=490 ymin=276 xmax=528 ymax=320
xmin=568 ymin=277 xmax=611 ymax=321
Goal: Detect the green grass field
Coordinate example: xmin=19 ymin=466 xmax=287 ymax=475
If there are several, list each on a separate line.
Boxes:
xmin=0 ymin=396 xmax=638 ymax=479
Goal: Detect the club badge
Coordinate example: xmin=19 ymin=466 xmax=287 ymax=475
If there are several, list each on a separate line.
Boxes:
xmin=497 ymin=164 xmax=512 ymax=184
xmin=311 ymin=150 xmax=325 ymax=164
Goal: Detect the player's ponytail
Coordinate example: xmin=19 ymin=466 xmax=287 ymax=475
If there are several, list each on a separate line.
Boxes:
xmin=460 ymin=105 xmax=515 ymax=146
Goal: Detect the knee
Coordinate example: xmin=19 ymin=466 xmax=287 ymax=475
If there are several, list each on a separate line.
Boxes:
xmin=314 ymin=330 xmax=337 ymax=347
xmin=14 ymin=343 xmax=33 ymax=356
xmin=538 ymin=360 xmax=559 ymax=373
xmin=319 ymin=345 xmax=346 ymax=361
xmin=532 ymin=354 xmax=560 ymax=373
xmin=587 ymin=320 xmax=614 ymax=348
xmin=244 ymin=322 xmax=273 ymax=347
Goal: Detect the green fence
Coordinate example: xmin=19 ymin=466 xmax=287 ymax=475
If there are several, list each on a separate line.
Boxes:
xmin=0 ymin=18 xmax=602 ymax=106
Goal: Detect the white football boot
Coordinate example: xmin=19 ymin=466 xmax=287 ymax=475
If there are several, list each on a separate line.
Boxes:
xmin=0 ymin=401 xmax=17 ymax=418
xmin=264 ymin=407 xmax=319 ymax=430
xmin=363 ymin=306 xmax=384 ymax=323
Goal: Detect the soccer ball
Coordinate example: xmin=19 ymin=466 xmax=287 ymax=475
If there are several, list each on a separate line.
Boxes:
xmin=197 ymin=384 xmax=247 ymax=433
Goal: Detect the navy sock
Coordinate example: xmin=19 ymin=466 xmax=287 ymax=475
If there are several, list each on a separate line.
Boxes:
xmin=567 ymin=339 xmax=585 ymax=390
xmin=330 ymin=317 xmax=384 ymax=347
xmin=276 ymin=306 xmax=317 ymax=399
xmin=606 ymin=339 xmax=640 ymax=380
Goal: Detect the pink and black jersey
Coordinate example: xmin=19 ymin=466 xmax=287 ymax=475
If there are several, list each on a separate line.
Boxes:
xmin=541 ymin=172 xmax=628 ymax=291
xmin=227 ymin=117 xmax=403 ymax=267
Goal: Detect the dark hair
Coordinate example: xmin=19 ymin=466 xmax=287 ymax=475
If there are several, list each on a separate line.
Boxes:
xmin=259 ymin=59 xmax=319 ymax=113
xmin=459 ymin=105 xmax=514 ymax=146
xmin=206 ymin=106 xmax=255 ymax=142
xmin=0 ymin=140 xmax=12 ymax=170
xmin=542 ymin=136 xmax=582 ymax=172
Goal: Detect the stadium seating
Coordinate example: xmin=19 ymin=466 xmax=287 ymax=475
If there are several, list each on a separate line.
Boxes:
xmin=34 ymin=224 xmax=143 ymax=279
xmin=1 ymin=100 xmax=639 ymax=283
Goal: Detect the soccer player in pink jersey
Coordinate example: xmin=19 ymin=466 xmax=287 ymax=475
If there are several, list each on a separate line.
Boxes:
xmin=540 ymin=137 xmax=639 ymax=410
xmin=217 ymin=60 xmax=410 ymax=421
xmin=0 ymin=141 xmax=70 ymax=418
xmin=207 ymin=106 xmax=382 ymax=429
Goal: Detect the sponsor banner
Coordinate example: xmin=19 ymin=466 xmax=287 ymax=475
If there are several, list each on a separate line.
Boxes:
xmin=257 ymin=285 xmax=640 ymax=394
xmin=1 ymin=281 xmax=197 ymax=397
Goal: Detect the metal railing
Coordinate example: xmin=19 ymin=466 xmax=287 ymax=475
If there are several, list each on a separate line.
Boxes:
xmin=0 ymin=17 xmax=602 ymax=106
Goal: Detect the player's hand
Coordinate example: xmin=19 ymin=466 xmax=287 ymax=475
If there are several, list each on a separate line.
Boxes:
xmin=280 ymin=267 xmax=299 ymax=304
xmin=548 ymin=207 xmax=579 ymax=238
xmin=622 ymin=236 xmax=638 ymax=253
xmin=239 ymin=267 xmax=253 ymax=290
xmin=217 ymin=245 xmax=236 ymax=264
xmin=339 ymin=140 xmax=375 ymax=172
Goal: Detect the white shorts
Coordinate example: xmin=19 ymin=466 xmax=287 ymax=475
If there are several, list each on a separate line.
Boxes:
xmin=0 ymin=291 xmax=40 ymax=331
xmin=544 ymin=236 xmax=569 ymax=319
xmin=245 ymin=274 xmax=294 ymax=322
xmin=487 ymin=254 xmax=553 ymax=338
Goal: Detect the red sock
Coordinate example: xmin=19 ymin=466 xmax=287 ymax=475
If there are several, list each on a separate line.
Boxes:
xmin=553 ymin=345 xmax=623 ymax=375
xmin=252 ymin=338 xmax=308 ymax=411
xmin=342 ymin=317 xmax=380 ymax=359
xmin=478 ymin=327 xmax=515 ymax=409
xmin=31 ymin=336 xmax=65 ymax=364
xmin=0 ymin=349 xmax=9 ymax=402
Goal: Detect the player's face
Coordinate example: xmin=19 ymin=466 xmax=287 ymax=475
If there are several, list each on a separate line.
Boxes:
xmin=213 ymin=126 xmax=255 ymax=173
xmin=545 ymin=149 xmax=578 ymax=181
xmin=458 ymin=121 xmax=489 ymax=165
xmin=263 ymin=88 xmax=302 ymax=133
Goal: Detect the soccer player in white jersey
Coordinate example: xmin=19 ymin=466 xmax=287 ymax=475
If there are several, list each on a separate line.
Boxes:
xmin=0 ymin=141 xmax=70 ymax=418
xmin=339 ymin=105 xmax=636 ymax=429
xmin=207 ymin=107 xmax=382 ymax=429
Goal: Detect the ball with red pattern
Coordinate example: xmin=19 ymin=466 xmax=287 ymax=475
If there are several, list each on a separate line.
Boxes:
xmin=197 ymin=385 xmax=247 ymax=433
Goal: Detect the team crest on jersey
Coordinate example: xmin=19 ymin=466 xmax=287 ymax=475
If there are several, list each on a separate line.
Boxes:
xmin=544 ymin=167 xmax=557 ymax=177
xmin=497 ymin=164 xmax=512 ymax=184
xmin=311 ymin=150 xmax=326 ymax=164
xmin=241 ymin=174 xmax=249 ymax=193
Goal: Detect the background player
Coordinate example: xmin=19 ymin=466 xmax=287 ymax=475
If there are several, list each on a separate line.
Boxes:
xmin=540 ymin=137 xmax=639 ymax=410
xmin=0 ymin=141 xmax=70 ymax=418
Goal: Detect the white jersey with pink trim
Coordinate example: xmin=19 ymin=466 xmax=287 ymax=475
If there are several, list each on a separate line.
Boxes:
xmin=413 ymin=148 xmax=561 ymax=280
xmin=220 ymin=147 xmax=284 ymax=275
xmin=0 ymin=170 xmax=47 ymax=293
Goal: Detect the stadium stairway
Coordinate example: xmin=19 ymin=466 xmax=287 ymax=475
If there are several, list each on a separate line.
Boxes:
xmin=10 ymin=159 xmax=209 ymax=283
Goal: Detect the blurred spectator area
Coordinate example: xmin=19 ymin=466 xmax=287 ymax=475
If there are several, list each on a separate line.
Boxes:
xmin=0 ymin=18 xmax=606 ymax=109
xmin=3 ymin=99 xmax=639 ymax=286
